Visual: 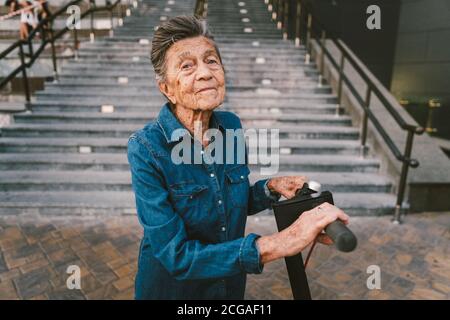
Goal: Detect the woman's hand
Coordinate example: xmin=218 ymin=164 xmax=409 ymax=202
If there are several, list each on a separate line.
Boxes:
xmin=256 ymin=202 xmax=350 ymax=264
xmin=267 ymin=176 xmax=309 ymax=199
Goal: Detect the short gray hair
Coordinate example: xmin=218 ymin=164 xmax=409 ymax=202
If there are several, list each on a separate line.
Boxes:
xmin=150 ymin=15 xmax=223 ymax=81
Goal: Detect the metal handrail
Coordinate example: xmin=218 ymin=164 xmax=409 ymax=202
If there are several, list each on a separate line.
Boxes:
xmin=194 ymin=0 xmax=208 ymax=18
xmin=267 ymin=0 xmax=424 ymax=223
xmin=0 ymin=0 xmax=127 ymax=106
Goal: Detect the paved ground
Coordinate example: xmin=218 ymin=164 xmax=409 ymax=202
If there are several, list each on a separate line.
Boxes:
xmin=0 ymin=211 xmax=449 ymax=300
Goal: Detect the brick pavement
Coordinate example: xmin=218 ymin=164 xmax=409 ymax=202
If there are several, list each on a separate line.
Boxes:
xmin=0 ymin=212 xmax=449 ymax=300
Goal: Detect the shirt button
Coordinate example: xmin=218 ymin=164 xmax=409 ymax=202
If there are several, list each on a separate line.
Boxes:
xmin=201 ymin=150 xmax=204 ymax=155
xmin=221 ymin=226 xmax=226 ymax=232
xmin=218 ymin=200 xmax=222 ymax=205
xmin=240 ymin=175 xmax=244 ymax=179
xmin=210 ymin=173 xmax=215 ymax=178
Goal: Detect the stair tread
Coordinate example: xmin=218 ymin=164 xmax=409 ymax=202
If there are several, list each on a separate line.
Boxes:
xmin=0 ymin=153 xmax=379 ymax=165
xmin=0 ymin=170 xmax=392 ymax=185
xmin=0 ymin=191 xmax=135 ymax=207
xmin=0 ymin=191 xmax=396 ymax=211
xmin=4 ymin=123 xmax=357 ymax=131
xmin=15 ymin=111 xmax=351 ymax=121
xmin=0 ymin=137 xmax=360 ymax=148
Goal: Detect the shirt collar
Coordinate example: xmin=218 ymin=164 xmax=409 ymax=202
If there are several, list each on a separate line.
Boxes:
xmin=156 ymin=102 xmax=225 ymax=144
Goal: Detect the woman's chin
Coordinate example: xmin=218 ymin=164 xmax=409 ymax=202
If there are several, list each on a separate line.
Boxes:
xmin=195 ymin=99 xmax=223 ymax=111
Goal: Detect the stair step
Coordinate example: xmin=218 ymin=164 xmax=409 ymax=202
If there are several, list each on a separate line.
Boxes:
xmin=13 ymin=112 xmax=352 ymax=126
xmin=80 ymin=46 xmax=307 ymax=55
xmin=34 ymin=92 xmax=336 ymax=104
xmin=59 ymin=68 xmax=318 ymax=77
xmin=1 ymin=123 xmax=360 ymax=139
xmin=27 ymin=101 xmax=339 ymax=114
xmin=0 ymin=191 xmax=136 ymax=215
xmin=45 ymin=79 xmax=325 ymax=89
xmin=0 ymin=153 xmax=379 ymax=172
xmin=0 ymin=191 xmax=395 ymax=216
xmin=60 ymin=65 xmax=319 ymax=76
xmin=78 ymin=49 xmax=307 ymax=59
xmin=0 ymin=171 xmax=392 ymax=193
xmin=0 ymin=137 xmax=362 ymax=155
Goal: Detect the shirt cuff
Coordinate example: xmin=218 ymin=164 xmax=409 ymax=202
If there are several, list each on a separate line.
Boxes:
xmin=239 ymin=233 xmax=264 ymax=274
xmin=264 ymin=179 xmax=281 ymax=202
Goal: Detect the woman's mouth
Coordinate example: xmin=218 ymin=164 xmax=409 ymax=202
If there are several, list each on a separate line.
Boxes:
xmin=197 ymin=87 xmax=216 ymax=93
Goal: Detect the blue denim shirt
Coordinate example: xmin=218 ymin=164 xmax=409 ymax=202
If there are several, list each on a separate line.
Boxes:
xmin=127 ymin=103 xmax=280 ymax=300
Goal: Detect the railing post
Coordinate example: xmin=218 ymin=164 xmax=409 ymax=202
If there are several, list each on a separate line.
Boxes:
xmin=49 ymin=22 xmax=59 ymax=83
xmin=90 ymin=0 xmax=95 ymax=43
xmin=126 ymin=0 xmax=131 ymax=16
xmin=203 ymin=0 xmax=208 ymax=18
xmin=27 ymin=37 xmax=34 ymax=58
xmin=360 ymin=87 xmax=371 ymax=157
xmin=318 ymin=30 xmax=326 ymax=87
xmin=294 ymin=0 xmax=301 ymax=47
xmin=272 ymin=0 xmax=278 ymax=21
xmin=305 ymin=13 xmax=312 ymax=64
xmin=393 ymin=130 xmax=416 ymax=224
xmin=18 ymin=42 xmax=31 ymax=104
xmin=336 ymin=53 xmax=345 ymax=115
xmin=277 ymin=0 xmax=283 ymax=30
xmin=425 ymin=99 xmax=440 ymax=133
xmin=73 ymin=23 xmax=79 ymax=60
xmin=273 ymin=0 xmax=279 ymax=26
xmin=118 ymin=0 xmax=123 ymax=26
xmin=109 ymin=5 xmax=114 ymax=37
xmin=282 ymin=0 xmax=289 ymax=40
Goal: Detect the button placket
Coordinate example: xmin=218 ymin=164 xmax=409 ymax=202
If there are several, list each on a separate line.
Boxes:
xmin=203 ymin=161 xmax=228 ymax=241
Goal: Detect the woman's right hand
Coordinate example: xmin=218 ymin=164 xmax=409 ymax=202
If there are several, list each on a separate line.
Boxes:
xmin=256 ymin=202 xmax=350 ymax=264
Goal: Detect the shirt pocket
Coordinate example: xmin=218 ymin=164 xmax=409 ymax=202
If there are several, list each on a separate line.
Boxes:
xmin=225 ymin=165 xmax=250 ymax=209
xmin=169 ymin=182 xmax=211 ymax=228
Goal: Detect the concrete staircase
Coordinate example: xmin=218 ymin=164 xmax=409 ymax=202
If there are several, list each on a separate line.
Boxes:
xmin=0 ymin=0 xmax=396 ymax=216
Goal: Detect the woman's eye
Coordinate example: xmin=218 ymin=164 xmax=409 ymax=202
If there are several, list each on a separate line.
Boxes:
xmin=181 ymin=63 xmax=193 ymax=70
xmin=207 ymin=59 xmax=218 ymax=64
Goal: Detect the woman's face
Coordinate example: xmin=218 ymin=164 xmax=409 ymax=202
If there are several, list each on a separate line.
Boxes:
xmin=158 ymin=36 xmax=226 ymax=112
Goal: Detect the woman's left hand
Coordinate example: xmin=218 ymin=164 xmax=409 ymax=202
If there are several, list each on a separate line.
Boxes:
xmin=267 ymin=176 xmax=309 ymax=199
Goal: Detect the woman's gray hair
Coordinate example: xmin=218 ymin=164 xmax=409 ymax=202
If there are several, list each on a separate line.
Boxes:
xmin=150 ymin=15 xmax=223 ymax=81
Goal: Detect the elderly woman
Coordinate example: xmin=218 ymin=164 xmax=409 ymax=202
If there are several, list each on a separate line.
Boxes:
xmin=127 ymin=15 xmax=349 ymax=300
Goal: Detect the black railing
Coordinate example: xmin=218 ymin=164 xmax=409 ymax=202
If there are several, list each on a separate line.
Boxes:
xmin=265 ymin=0 xmax=424 ymax=223
xmin=194 ymin=0 xmax=208 ymax=18
xmin=0 ymin=0 xmax=128 ymax=107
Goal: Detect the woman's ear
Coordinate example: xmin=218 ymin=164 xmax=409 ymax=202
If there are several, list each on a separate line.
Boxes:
xmin=158 ymin=80 xmax=177 ymax=105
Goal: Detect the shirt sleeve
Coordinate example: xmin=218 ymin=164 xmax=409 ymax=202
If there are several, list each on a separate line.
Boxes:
xmin=127 ymin=136 xmax=264 ymax=281
xmin=247 ymin=178 xmax=281 ymax=215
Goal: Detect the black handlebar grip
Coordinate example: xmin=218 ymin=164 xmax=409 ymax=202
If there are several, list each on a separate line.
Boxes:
xmin=324 ymin=220 xmax=357 ymax=252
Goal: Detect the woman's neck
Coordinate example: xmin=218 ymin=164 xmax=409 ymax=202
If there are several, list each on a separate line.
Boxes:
xmin=171 ymin=104 xmax=213 ymax=147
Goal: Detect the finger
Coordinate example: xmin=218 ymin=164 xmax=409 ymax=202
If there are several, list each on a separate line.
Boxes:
xmin=316 ymin=233 xmax=333 ymax=245
xmin=336 ymin=210 xmax=350 ymax=224
xmin=316 ymin=204 xmax=349 ymax=224
xmin=284 ymin=190 xmax=296 ymax=199
xmin=295 ymin=176 xmax=308 ymax=186
xmin=315 ymin=211 xmax=342 ymax=229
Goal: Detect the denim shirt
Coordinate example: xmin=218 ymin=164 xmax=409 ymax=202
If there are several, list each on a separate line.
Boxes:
xmin=127 ymin=103 xmax=280 ymax=300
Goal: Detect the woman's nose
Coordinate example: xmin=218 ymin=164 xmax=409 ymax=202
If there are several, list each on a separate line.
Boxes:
xmin=195 ymin=61 xmax=214 ymax=81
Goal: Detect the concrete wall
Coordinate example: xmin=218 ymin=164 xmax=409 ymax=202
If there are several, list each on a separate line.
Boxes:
xmin=391 ymin=0 xmax=450 ymax=104
xmin=303 ymin=0 xmax=401 ymax=88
